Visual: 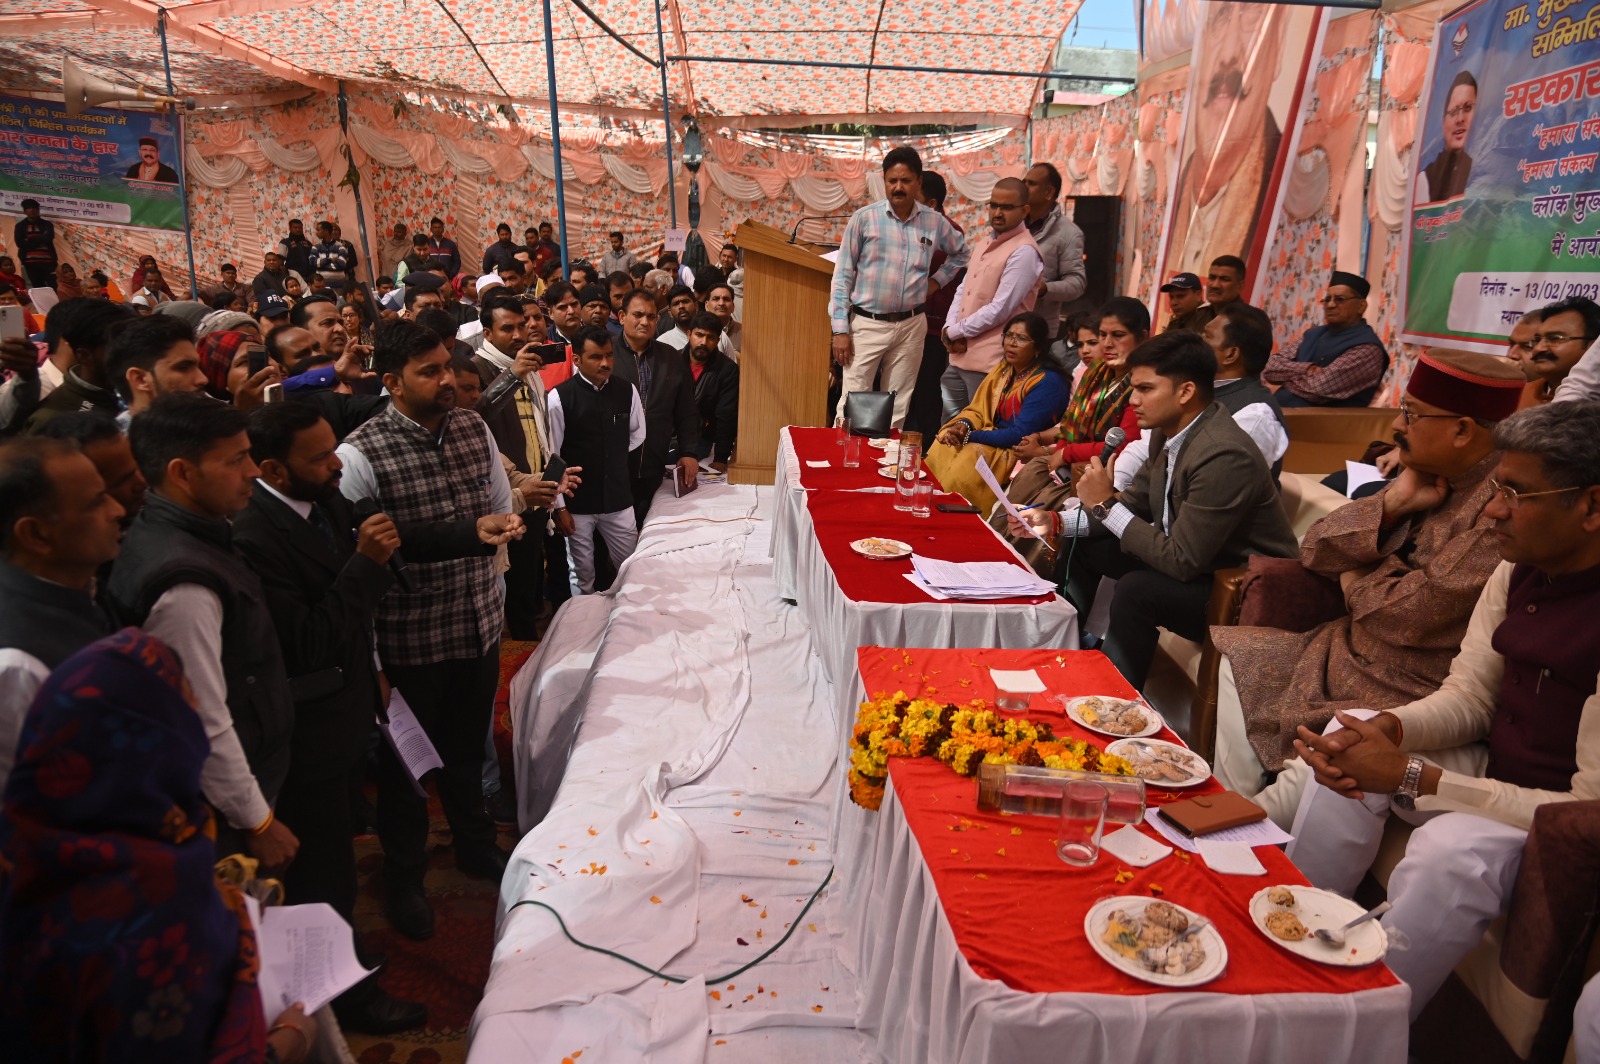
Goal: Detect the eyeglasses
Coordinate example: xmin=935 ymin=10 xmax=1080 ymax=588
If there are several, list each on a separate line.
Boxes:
xmin=1443 ymin=102 xmax=1475 ymax=120
xmin=1002 ymin=331 xmax=1034 ymax=344
xmin=1398 ymin=403 xmax=1459 ymax=425
xmin=987 ymin=201 xmax=1027 ymax=211
xmin=1321 ymin=294 xmax=1362 ymax=305
xmin=1530 ymin=333 xmax=1594 ymax=348
xmin=1487 ymin=477 xmax=1586 ymax=509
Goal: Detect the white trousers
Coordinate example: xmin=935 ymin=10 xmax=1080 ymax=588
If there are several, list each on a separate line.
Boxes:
xmin=1577 ymin=972 xmax=1600 ymax=1062
xmin=837 ymin=313 xmax=926 ymax=429
xmin=1215 ymin=655 xmax=1271 ymax=798
xmin=1284 ymin=712 xmax=1503 ymax=1021
xmin=567 ymin=509 xmax=638 ymax=595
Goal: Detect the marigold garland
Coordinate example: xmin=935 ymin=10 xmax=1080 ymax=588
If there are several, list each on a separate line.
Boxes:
xmin=848 ymin=690 xmax=1136 ymax=810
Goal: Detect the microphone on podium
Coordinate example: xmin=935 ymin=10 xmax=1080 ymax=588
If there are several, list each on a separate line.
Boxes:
xmin=1097 ymin=427 xmax=1127 ymax=468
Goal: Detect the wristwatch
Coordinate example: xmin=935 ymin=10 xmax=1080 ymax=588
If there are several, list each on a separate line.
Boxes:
xmin=1089 ymin=499 xmax=1116 ymax=523
xmin=1391 ymin=755 xmax=1426 ymax=810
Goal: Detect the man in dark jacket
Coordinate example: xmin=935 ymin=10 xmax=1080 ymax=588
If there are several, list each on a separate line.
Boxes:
xmin=685 ymin=312 xmax=739 ymax=472
xmin=611 ymin=288 xmax=699 ymax=524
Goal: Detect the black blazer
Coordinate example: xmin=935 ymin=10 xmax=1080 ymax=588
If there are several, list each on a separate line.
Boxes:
xmin=692 ymin=351 xmax=740 ymax=464
xmin=232 ymin=489 xmax=390 ymax=783
xmin=612 ymin=339 xmax=701 ymax=476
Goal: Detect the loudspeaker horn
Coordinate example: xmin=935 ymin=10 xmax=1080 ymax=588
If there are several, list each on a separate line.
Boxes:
xmin=62 ymin=56 xmax=181 ymax=117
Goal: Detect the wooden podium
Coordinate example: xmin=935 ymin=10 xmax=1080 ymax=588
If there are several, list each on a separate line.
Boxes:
xmin=725 ymin=220 xmax=835 ymax=486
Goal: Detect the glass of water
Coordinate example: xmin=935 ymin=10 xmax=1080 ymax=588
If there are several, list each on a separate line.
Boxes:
xmin=910 ymin=477 xmax=934 ymax=517
xmin=1057 ymin=781 xmax=1107 ymax=867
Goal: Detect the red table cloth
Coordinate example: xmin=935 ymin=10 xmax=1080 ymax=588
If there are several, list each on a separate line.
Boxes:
xmin=858 ymin=645 xmax=1401 ymax=998
xmin=786 ymin=426 xmax=945 ymax=492
xmin=807 ymin=490 xmax=1055 ymax=606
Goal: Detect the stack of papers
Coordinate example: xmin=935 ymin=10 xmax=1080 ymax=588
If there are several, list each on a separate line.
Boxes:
xmin=906 ymin=555 xmax=1056 ymax=600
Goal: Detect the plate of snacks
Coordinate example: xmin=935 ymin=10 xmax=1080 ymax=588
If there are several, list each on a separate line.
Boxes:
xmin=877 ymin=466 xmax=928 ymax=480
xmin=1248 ymin=886 xmax=1388 ymax=966
xmin=850 ymin=537 xmax=912 ymax=561
xmin=1105 ymin=738 xmax=1210 ymax=787
xmin=869 ymin=438 xmax=896 ymax=451
xmin=1086 ymin=897 xmax=1227 ymax=988
xmin=1061 ymin=695 xmax=1163 ymax=738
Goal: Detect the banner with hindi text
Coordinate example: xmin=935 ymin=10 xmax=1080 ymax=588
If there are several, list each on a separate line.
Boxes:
xmin=1401 ymin=0 xmax=1600 ymax=352
xmin=0 ymin=95 xmax=185 ymax=233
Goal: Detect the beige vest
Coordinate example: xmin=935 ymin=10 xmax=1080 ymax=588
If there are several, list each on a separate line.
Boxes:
xmin=949 ymin=223 xmax=1039 ymax=373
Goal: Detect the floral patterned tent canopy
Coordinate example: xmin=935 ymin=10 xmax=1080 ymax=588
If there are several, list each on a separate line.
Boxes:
xmin=0 ymin=0 xmax=1084 ymax=123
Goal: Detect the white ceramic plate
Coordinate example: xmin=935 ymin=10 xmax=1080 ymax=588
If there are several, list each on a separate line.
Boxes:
xmin=1060 ymin=694 xmax=1163 ymax=739
xmin=877 ymin=455 xmax=901 ymax=467
xmin=1248 ymin=886 xmax=1388 ymax=967
xmin=850 ymin=537 xmax=912 ymax=560
xmin=869 ymin=437 xmax=895 ymax=450
xmin=1106 ymin=738 xmax=1211 ymax=788
xmin=877 ymin=466 xmax=928 ymax=480
xmin=1085 ymin=897 xmax=1228 ymax=988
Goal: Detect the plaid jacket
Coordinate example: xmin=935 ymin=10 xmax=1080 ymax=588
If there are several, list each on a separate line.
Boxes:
xmin=343 ymin=405 xmax=503 ymax=666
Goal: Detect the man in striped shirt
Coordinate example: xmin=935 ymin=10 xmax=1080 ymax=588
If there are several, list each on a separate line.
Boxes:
xmin=829 ymin=147 xmax=968 ymax=429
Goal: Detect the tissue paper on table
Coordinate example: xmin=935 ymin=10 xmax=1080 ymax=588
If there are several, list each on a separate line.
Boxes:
xmin=988 ymin=669 xmax=1046 ymax=693
xmin=1100 ymin=824 xmax=1173 ymax=867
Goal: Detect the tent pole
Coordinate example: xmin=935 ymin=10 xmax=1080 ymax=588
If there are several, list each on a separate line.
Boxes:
xmin=336 ymin=82 xmax=375 ymax=287
xmin=654 ymin=0 xmax=677 ymax=230
xmin=542 ymin=0 xmax=570 ymax=277
xmin=157 ymin=7 xmax=198 ymax=300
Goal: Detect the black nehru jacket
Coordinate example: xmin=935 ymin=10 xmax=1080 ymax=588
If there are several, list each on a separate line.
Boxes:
xmin=553 ymin=372 xmax=635 ymax=515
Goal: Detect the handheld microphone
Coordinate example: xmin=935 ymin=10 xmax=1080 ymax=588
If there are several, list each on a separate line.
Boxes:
xmin=354 ymin=497 xmax=417 ymax=593
xmin=1098 ymin=427 xmax=1127 ymax=468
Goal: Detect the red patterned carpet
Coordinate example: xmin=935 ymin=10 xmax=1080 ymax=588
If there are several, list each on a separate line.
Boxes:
xmin=345 ymin=639 xmax=536 ymax=1064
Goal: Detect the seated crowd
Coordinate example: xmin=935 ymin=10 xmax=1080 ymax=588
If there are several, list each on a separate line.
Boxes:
xmin=3 ymin=149 xmax=1600 ymax=1059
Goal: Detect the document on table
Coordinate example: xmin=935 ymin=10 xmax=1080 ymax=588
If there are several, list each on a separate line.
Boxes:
xmin=380 ymin=691 xmax=442 ymax=796
xmin=909 ymin=555 xmax=1056 ymax=600
xmin=974 ymin=459 xmax=1043 ymax=542
xmin=246 ymin=896 xmax=375 ymax=1016
xmin=1143 ymin=806 xmax=1293 ymax=854
xmin=1344 ymin=461 xmax=1386 ymax=498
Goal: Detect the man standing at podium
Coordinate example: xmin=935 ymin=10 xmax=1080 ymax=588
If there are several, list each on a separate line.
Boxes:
xmin=830 ymin=147 xmax=968 ymax=429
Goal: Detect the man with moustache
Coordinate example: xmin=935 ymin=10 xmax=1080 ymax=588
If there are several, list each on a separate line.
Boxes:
xmin=1166 ymin=0 xmax=1287 ymax=274
xmin=830 ymin=146 xmax=969 ymax=429
xmin=336 ymin=320 xmax=515 ymax=934
xmin=685 ymin=312 xmax=739 ymax=472
xmin=657 ymin=285 xmax=698 ymax=350
xmin=544 ymin=281 xmax=585 ymax=348
xmin=1520 ymin=297 xmax=1600 ymax=406
xmin=1023 ymin=162 xmax=1086 ymax=346
xmin=1159 ymin=273 xmax=1208 ymax=333
xmin=1213 ymin=351 xmax=1525 ymax=818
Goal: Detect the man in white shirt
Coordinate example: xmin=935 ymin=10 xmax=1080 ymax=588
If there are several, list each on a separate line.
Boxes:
xmin=657 ymin=285 xmax=697 ymax=351
xmin=0 ymin=437 xmax=121 ymax=791
xmin=107 ymin=393 xmax=301 ymax=870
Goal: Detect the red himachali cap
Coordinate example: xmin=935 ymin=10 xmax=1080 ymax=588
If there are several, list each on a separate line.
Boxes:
xmin=1406 ymin=349 xmax=1525 ymax=421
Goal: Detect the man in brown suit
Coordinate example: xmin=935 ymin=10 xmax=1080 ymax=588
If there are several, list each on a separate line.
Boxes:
xmin=1057 ymin=331 xmax=1297 ymax=689
xmin=1212 ymin=350 xmax=1526 ymax=815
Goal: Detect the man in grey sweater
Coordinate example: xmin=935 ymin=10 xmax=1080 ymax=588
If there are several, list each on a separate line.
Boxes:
xmin=1024 ymin=163 xmax=1087 ymax=347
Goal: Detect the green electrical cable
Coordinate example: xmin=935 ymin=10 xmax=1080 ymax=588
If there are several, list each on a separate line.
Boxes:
xmin=505 ymin=866 xmax=835 ymax=985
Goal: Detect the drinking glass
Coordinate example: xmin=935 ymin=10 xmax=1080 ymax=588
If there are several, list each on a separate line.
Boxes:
xmin=842 ymin=433 xmax=862 ymax=468
xmin=894 ymin=432 xmax=923 ymax=511
xmin=910 ymin=477 xmax=933 ymax=517
xmin=835 ymin=416 xmax=850 ymax=447
xmin=1057 ymin=781 xmax=1108 ymax=867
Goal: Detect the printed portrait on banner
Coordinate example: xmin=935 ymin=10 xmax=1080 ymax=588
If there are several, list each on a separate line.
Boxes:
xmin=1401 ymin=0 xmax=1600 ymax=351
xmin=1157 ymin=1 xmax=1325 ymax=291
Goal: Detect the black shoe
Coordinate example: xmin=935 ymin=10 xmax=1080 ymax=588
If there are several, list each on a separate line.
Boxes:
xmin=486 ymin=788 xmax=519 ymax=828
xmin=384 ymin=885 xmax=435 ymax=941
xmin=456 ymin=843 xmax=510 ymax=881
xmin=334 ymin=984 xmax=428 ymax=1035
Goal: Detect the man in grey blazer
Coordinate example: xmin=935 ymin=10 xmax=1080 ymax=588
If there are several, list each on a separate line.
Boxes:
xmin=1064 ymin=331 xmax=1297 ymax=689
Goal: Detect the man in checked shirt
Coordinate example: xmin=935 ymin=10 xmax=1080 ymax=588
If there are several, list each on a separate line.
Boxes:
xmin=830 ymin=146 xmax=969 ymax=430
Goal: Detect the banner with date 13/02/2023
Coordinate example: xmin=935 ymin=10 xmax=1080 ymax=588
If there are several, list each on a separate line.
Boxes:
xmin=0 ymin=95 xmax=185 ymax=233
xmin=1402 ymin=0 xmax=1600 ymax=353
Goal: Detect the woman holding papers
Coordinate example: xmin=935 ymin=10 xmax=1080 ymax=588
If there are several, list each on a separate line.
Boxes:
xmin=0 ymin=630 xmax=318 ymax=1064
xmin=925 ymin=312 xmax=1071 ymax=514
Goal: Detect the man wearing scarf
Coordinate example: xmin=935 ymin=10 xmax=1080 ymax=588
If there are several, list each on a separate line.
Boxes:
xmin=1263 ymin=271 xmax=1388 ymax=407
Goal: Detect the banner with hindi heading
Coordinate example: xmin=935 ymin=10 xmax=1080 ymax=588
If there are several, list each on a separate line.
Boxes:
xmin=1402 ymin=0 xmax=1600 ymax=352
xmin=0 ymin=95 xmax=185 ymax=233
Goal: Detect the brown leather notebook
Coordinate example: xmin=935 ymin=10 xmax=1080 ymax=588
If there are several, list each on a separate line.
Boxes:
xmin=1156 ymin=791 xmax=1268 ymax=838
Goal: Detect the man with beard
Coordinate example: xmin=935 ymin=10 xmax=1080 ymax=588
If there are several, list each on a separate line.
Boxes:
xmin=235 ymin=399 xmax=520 ymax=1013
xmin=600 ymin=231 xmax=638 ymax=277
xmin=1213 ymin=351 xmax=1526 ymax=821
xmin=335 ymin=320 xmax=516 ymax=937
xmin=1166 ymin=1 xmax=1287 ymax=274
xmin=382 ymin=222 xmax=412 ymax=280
xmin=544 ymin=281 xmax=585 ymax=348
xmin=685 ymin=312 xmax=739 ymax=472
xmin=122 ymin=137 xmax=179 ymax=183
xmin=579 ymin=285 xmax=615 ymax=336
xmin=1420 ymin=71 xmax=1477 ymax=203
xmin=657 ymin=284 xmax=697 ymax=350
xmin=482 ymin=223 xmax=524 ymax=275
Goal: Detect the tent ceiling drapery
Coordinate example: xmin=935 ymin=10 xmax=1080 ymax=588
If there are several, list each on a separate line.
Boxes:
xmin=0 ymin=0 xmax=1085 ymax=124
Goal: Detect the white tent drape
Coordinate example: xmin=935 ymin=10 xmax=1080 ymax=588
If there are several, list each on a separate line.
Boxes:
xmin=602 ymin=154 xmax=658 ymax=195
xmin=944 ymin=168 xmax=1001 ymax=205
xmin=185 ymin=147 xmax=252 ymax=188
xmin=437 ymin=135 xmax=497 ymax=177
xmin=521 ymin=145 xmax=583 ymax=183
xmin=703 ymin=160 xmax=766 ymax=202
xmin=348 ymin=121 xmax=429 ymax=170
xmin=790 ymin=174 xmax=851 ymax=213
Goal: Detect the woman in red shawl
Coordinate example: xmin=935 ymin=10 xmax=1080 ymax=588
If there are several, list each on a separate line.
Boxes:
xmin=0 ymin=629 xmax=317 ymax=1063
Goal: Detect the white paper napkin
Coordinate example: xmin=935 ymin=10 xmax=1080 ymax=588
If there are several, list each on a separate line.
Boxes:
xmin=1196 ymin=838 xmax=1268 ymax=875
xmin=989 ymin=668 xmax=1047 ymax=693
xmin=805 ymin=460 xmax=830 ymax=468
xmin=1100 ymin=824 xmax=1172 ymax=867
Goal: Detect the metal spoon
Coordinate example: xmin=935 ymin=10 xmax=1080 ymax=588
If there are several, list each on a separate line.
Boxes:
xmin=1312 ymin=901 xmax=1391 ymax=947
